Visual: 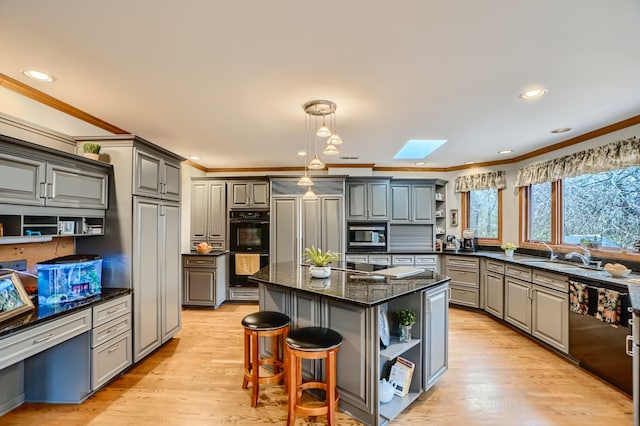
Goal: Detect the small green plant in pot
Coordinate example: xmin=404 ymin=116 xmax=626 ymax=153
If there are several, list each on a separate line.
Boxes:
xmin=500 ymin=242 xmax=518 ymax=258
xmin=83 ymin=143 xmax=101 ymax=160
xmin=396 ymin=309 xmax=416 ymax=343
xmin=303 ymin=245 xmax=340 ymax=278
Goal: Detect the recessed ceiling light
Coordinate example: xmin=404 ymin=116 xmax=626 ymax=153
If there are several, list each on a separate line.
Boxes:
xmin=550 ymin=127 xmax=572 ymax=134
xmin=519 ymin=88 xmax=547 ymax=100
xmin=22 ymin=69 xmax=56 ymax=82
xmin=296 ymin=150 xmax=307 ymax=157
xmin=498 ymin=149 xmax=514 ymax=155
xmin=393 ymin=139 xmax=447 ymax=160
xmin=414 ymin=161 xmax=425 ymax=166
xmin=189 ymin=156 xmax=201 ymax=161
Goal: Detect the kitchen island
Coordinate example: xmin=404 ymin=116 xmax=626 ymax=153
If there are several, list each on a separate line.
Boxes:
xmin=250 ymin=262 xmax=450 ymax=425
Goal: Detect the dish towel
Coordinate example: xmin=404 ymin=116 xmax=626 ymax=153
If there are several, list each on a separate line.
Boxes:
xmin=569 ymin=281 xmax=589 ymax=315
xmin=235 ymin=253 xmax=261 ymax=276
xmin=596 ymin=288 xmax=621 ymax=327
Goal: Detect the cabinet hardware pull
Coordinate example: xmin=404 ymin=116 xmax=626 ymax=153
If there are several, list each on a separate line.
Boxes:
xmin=108 ymin=344 xmax=121 ymax=353
xmin=33 ymin=333 xmax=55 ymax=344
xmin=106 ymin=324 xmax=125 ymax=334
xmin=39 ymin=182 xmax=46 ymax=198
xmin=107 ymin=308 xmax=119 ymax=314
xmin=626 ymin=335 xmax=634 ymax=356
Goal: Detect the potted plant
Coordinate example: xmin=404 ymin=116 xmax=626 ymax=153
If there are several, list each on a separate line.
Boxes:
xmin=396 ymin=309 xmax=416 ymax=343
xmin=82 ymin=143 xmax=101 ymax=161
xmin=303 ymin=245 xmax=340 ymax=279
xmin=501 ymin=242 xmax=518 ymax=258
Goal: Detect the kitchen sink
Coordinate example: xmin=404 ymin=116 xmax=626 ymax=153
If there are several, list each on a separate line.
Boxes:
xmin=518 ymin=260 xmax=581 ymax=270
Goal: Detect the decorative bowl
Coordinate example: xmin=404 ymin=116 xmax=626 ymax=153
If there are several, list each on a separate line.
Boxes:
xmin=605 ymin=268 xmax=631 ymax=278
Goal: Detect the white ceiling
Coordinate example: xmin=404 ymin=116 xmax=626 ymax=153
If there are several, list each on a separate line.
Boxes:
xmin=1 ymin=0 xmax=639 ymax=169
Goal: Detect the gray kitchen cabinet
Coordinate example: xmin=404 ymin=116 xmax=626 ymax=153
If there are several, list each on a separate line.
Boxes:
xmin=75 ymin=135 xmax=185 ymax=364
xmin=133 ymin=147 xmax=181 ymax=201
xmin=301 ymin=195 xmax=344 ymax=256
xmin=346 ymin=180 xmax=389 ymax=221
xmin=228 ymin=180 xmax=269 ymax=208
xmin=183 ymin=254 xmax=226 ymax=308
xmin=271 ymin=196 xmax=299 ymax=264
xmin=483 ymin=259 xmax=506 ymax=319
xmin=190 ymin=180 xmax=226 ymax=250
xmin=390 ymin=182 xmax=434 ymax=224
xmin=445 ymin=256 xmax=480 ymax=308
xmin=0 ymin=147 xmax=108 ymax=210
xmin=531 ymin=283 xmax=568 ymax=352
xmin=504 ymin=276 xmax=532 ymax=333
xmin=423 ymin=281 xmax=449 ymax=390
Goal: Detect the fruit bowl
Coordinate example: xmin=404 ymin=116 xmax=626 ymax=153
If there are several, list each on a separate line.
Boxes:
xmin=604 ymin=263 xmax=632 ymax=278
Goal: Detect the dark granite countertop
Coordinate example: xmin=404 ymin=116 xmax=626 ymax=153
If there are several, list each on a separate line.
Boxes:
xmin=182 ymin=250 xmax=228 ymax=256
xmin=249 ymin=262 xmax=449 ymax=307
xmin=0 ymin=287 xmax=132 ymax=339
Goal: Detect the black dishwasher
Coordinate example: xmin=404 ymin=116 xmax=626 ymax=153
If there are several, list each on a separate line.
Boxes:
xmin=569 ymin=279 xmax=632 ymax=394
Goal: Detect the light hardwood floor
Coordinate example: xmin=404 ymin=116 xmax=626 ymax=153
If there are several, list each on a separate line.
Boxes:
xmin=1 ymin=304 xmax=633 ymax=425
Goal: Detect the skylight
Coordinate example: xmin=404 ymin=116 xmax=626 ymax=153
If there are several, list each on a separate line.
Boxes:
xmin=393 ymin=139 xmax=447 ymax=160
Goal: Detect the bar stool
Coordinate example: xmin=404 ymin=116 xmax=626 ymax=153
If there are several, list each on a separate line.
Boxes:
xmin=285 ymin=326 xmax=343 ymax=426
xmin=241 ymin=311 xmax=290 ymax=407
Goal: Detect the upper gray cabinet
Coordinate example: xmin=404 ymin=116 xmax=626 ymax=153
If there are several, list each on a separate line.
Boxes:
xmin=228 ymin=181 xmax=269 ymax=208
xmin=0 ymin=137 xmax=109 ymax=210
xmin=390 ymin=181 xmax=434 ymax=224
xmin=133 ymin=147 xmax=181 ymax=201
xmin=346 ymin=179 xmax=389 ymax=221
xmin=190 ymin=180 xmax=226 ymax=249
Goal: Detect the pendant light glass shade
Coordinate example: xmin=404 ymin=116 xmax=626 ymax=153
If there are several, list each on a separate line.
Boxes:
xmin=328 ymin=133 xmax=343 ymax=145
xmin=322 ymin=143 xmax=340 ymax=156
xmin=297 ymin=174 xmax=314 ymax=186
xmin=302 ymin=187 xmax=318 ymax=200
xmin=316 ymin=125 xmax=331 ymax=137
xmin=308 ymin=155 xmax=324 ymax=169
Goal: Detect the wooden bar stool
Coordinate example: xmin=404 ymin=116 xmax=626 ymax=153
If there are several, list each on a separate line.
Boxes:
xmin=241 ymin=311 xmax=290 ymax=407
xmin=285 ymin=326 xmax=343 ymax=426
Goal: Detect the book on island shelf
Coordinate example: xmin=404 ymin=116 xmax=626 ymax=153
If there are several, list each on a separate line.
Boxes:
xmin=388 ymin=356 xmax=415 ymax=397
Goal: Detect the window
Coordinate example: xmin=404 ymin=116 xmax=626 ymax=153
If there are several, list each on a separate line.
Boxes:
xmin=562 ymin=166 xmax=640 ymax=248
xmin=467 ymin=189 xmax=501 ymax=240
xmin=529 ymin=182 xmax=552 ymax=241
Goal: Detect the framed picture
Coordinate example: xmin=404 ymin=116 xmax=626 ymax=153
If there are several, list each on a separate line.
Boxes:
xmin=0 ymin=272 xmax=35 ymax=323
xmin=450 ymin=209 xmax=458 ymax=227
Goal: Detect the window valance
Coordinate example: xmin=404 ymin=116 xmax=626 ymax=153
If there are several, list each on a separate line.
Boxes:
xmin=454 ymin=170 xmax=507 ymax=193
xmin=515 ymin=135 xmax=640 ymax=187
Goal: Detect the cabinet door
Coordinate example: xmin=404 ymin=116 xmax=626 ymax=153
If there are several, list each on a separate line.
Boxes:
xmin=207 ymin=182 xmax=226 ymax=240
xmin=346 ymin=183 xmax=367 ymax=220
xmin=229 ymin=182 xmax=249 ymax=207
xmin=271 ymin=196 xmax=299 ymax=264
xmin=250 ymin=182 xmax=269 ymax=208
xmin=411 ymin=184 xmax=433 ymax=223
xmin=184 ymin=268 xmax=215 ymax=306
xmin=190 ymin=182 xmax=209 ymax=240
xmin=162 ymin=202 xmax=182 ymax=342
xmin=485 ymin=272 xmax=505 ymax=319
xmin=302 ymin=197 xmax=321 ymax=250
xmin=532 ymin=285 xmax=568 ymax=353
xmin=162 ymin=160 xmax=181 ymax=201
xmin=504 ymin=277 xmax=531 ymax=334
xmin=133 ymin=198 xmax=161 ymax=362
xmin=46 ymin=163 xmax=108 ymax=209
xmin=133 ymin=148 xmax=162 ymax=198
xmin=0 ymin=153 xmax=46 ymax=206
xmin=424 ymin=283 xmax=449 ymax=390
xmin=320 ymin=195 xmax=344 ymax=256
xmin=390 ymin=184 xmax=411 ymax=222
xmin=368 ymin=182 xmax=389 ymax=220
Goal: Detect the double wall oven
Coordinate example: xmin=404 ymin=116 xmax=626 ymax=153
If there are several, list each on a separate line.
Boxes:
xmin=228 ymin=210 xmax=269 ymax=300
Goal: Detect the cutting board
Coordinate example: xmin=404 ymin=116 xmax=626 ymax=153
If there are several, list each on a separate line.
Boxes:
xmin=374 ymin=266 xmax=425 ymax=278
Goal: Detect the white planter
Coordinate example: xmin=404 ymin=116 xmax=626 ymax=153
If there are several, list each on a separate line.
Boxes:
xmin=309 ymin=266 xmax=331 ymax=279
xmin=505 ymin=249 xmax=514 ymax=258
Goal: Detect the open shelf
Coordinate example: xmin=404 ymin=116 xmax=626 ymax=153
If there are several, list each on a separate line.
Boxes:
xmin=379 ymin=337 xmax=421 ymax=361
xmin=379 ymin=391 xmax=422 ymax=423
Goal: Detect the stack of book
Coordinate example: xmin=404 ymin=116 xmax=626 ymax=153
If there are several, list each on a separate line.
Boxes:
xmin=388 ymin=356 xmax=415 ymax=397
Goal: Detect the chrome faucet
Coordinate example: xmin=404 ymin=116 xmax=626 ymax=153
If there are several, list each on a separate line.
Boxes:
xmin=565 ymin=245 xmax=602 ymax=269
xmin=538 ymin=241 xmax=558 ymax=261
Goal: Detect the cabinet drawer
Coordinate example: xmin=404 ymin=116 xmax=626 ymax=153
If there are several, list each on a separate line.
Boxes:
xmin=368 ymin=255 xmax=391 ymax=265
xmin=447 ymin=268 xmax=479 ymax=287
xmin=486 ymin=259 xmax=505 ymax=274
xmin=445 ymin=256 xmax=479 ymax=269
xmin=505 ymin=264 xmax=532 ymax=281
xmin=92 ymin=330 xmax=132 ymax=390
xmin=345 ymin=255 xmax=368 ymax=263
xmin=450 ymin=285 xmax=479 ymax=307
xmin=415 ymin=255 xmax=438 ymax=265
xmin=92 ymin=313 xmax=132 ymax=348
xmin=532 ymin=270 xmax=568 ymax=292
xmin=184 ymin=256 xmax=217 ymax=267
xmin=392 ymin=255 xmax=414 ymax=266
xmin=93 ymin=295 xmax=132 ymax=328
xmin=0 ymin=309 xmax=92 ymax=370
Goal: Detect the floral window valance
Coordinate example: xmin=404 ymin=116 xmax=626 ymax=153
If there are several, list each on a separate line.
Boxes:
xmin=515 ymin=135 xmax=640 ymax=187
xmin=454 ymin=171 xmax=507 ymax=193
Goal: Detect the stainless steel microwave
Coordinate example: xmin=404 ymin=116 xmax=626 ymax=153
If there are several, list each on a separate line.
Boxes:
xmin=347 ymin=223 xmax=387 ymax=251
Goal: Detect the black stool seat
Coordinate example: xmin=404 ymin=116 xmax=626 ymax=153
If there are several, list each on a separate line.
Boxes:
xmin=242 ymin=311 xmax=290 ymax=331
xmin=286 ymin=326 xmax=342 ymax=351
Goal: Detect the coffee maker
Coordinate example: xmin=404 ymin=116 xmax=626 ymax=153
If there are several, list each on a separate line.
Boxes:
xmin=461 ymin=228 xmax=477 ymax=252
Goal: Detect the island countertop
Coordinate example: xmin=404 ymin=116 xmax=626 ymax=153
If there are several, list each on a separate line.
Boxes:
xmin=249 ymin=262 xmax=449 ymax=307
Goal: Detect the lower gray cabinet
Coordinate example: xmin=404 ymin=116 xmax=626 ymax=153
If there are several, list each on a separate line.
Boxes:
xmin=423 ymin=282 xmax=449 ymax=390
xmin=485 ymin=271 xmax=505 ymax=319
xmin=504 ymin=276 xmax=532 ymax=333
xmin=183 ymin=255 xmax=226 ymax=308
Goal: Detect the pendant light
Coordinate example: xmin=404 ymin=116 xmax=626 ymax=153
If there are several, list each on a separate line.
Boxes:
xmin=302 ymin=187 xmax=318 ymax=200
xmin=308 ymin=114 xmax=324 ymax=169
xmin=297 ymin=114 xmax=314 ymax=187
xmin=316 ymin=114 xmax=332 ymax=137
xmin=327 ymin=112 xmax=343 ymax=145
